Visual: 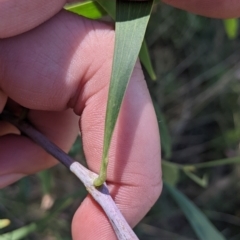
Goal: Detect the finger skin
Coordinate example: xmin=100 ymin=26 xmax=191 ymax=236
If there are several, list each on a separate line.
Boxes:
xmin=163 ymin=0 xmax=240 ymax=18
xmin=1 ymin=0 xmax=239 ymax=39
xmin=72 ymin=61 xmax=162 ymax=239
xmin=0 ymin=0 xmax=66 ymax=38
xmin=0 ymin=11 xmax=162 ymax=239
xmin=0 ymin=0 xmax=83 ymax=38
xmin=0 ymin=109 xmax=79 ymax=188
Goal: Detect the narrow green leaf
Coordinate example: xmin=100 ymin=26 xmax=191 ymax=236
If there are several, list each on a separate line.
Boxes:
xmin=165 ymin=183 xmax=226 ymax=240
xmin=94 ymin=0 xmax=154 ymax=186
xmin=1 ymin=223 xmax=38 ymax=240
xmin=97 ymin=0 xmax=157 ymax=80
xmin=184 ymin=156 xmax=240 ymax=170
xmin=162 ymin=160 xmax=181 ymax=169
xmin=66 ymin=0 xmax=157 ymax=81
xmin=153 ymin=102 xmax=172 ymax=159
xmin=65 ymin=1 xmax=107 ymax=20
xmin=139 ymin=39 xmax=156 ymax=80
xmin=223 ymin=19 xmax=239 ymax=40
xmin=183 ymin=169 xmax=208 ymax=188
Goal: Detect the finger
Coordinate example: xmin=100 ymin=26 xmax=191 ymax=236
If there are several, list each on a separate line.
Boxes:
xmin=0 ymin=11 xmax=93 ymax=111
xmin=0 ymin=0 xmax=67 ymax=38
xmin=163 ymin=0 xmax=240 ymax=18
xmin=0 ymin=11 xmax=162 ymax=238
xmin=0 ymin=11 xmax=106 ymax=186
xmin=72 ymin=61 xmax=162 ymax=239
xmin=0 ymin=121 xmax=20 ymax=136
xmin=0 ymin=0 xmax=84 ymax=38
xmin=0 ymin=109 xmax=79 ymax=188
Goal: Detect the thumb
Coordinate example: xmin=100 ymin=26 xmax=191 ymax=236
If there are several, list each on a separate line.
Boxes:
xmin=0 ymin=0 xmax=69 ymax=38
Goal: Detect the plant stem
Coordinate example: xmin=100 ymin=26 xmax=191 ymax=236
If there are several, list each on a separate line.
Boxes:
xmin=0 ymin=111 xmax=139 ymax=240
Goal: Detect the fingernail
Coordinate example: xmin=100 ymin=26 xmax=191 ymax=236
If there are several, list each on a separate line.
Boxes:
xmin=0 ymin=121 xmax=21 ymax=136
xmin=0 ymin=174 xmax=25 ymax=188
xmin=0 ymin=89 xmax=7 ymax=113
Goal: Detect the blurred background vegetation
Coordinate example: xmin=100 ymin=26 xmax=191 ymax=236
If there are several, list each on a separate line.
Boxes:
xmin=1 ymin=1 xmax=240 ymax=239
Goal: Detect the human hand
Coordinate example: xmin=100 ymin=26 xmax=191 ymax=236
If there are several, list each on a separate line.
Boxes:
xmin=163 ymin=0 xmax=240 ymax=18
xmin=0 ymin=1 xmax=161 ymax=239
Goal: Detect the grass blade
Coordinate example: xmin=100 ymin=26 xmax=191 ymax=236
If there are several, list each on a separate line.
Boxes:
xmin=1 ymin=223 xmax=38 ymax=240
xmin=139 ymin=39 xmax=156 ymax=80
xmin=97 ymin=0 xmax=157 ymax=80
xmin=94 ymin=0 xmax=154 ymax=186
xmin=184 ymin=156 xmax=240 ymax=170
xmin=183 ymin=169 xmax=208 ymax=188
xmin=165 ymin=183 xmax=226 ymax=240
xmin=154 ymin=102 xmax=172 ymax=159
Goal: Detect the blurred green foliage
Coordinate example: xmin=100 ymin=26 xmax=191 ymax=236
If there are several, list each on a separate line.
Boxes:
xmin=1 ymin=1 xmax=240 ymax=239
xmin=224 ymin=19 xmax=239 ymax=40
